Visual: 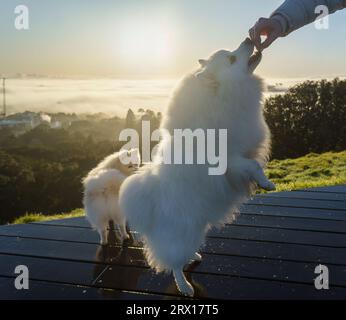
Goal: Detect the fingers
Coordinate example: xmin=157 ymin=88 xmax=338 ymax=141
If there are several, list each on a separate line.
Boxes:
xmin=249 ymin=27 xmax=254 ymax=44
xmin=249 ymin=25 xmax=260 ymax=51
xmin=260 ymin=32 xmax=278 ymax=50
xmin=249 ymin=18 xmax=266 ymax=51
xmin=248 ymin=17 xmax=281 ymax=51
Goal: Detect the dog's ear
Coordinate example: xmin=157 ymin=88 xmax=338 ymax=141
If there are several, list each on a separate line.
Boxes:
xmin=195 ymin=69 xmax=219 ymax=89
xmin=198 ymin=59 xmax=207 ymax=67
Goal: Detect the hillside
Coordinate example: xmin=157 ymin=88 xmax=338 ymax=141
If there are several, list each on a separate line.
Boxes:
xmin=12 ymin=150 xmax=346 ymax=224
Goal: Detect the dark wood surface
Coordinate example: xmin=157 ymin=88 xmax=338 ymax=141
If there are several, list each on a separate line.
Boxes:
xmin=1 ymin=185 xmax=346 ymax=300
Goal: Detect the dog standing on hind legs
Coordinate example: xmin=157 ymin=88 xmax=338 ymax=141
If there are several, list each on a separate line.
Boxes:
xmin=119 ymin=38 xmax=275 ymax=296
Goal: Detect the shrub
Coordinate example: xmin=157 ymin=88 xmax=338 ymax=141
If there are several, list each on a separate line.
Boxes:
xmin=264 ymin=78 xmax=346 ymax=159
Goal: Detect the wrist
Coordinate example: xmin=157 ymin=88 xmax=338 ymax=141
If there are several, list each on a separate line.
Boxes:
xmin=270 ymin=14 xmax=288 ymax=36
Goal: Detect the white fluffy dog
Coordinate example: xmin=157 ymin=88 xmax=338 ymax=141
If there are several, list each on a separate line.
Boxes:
xmin=119 ymin=38 xmax=275 ymax=296
xmin=83 ymin=149 xmax=140 ymax=245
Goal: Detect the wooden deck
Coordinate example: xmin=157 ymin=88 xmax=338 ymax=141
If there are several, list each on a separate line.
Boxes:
xmin=1 ymin=185 xmax=346 ymax=300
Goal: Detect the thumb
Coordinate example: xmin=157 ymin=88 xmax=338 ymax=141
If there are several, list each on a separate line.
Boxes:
xmin=260 ymin=32 xmax=278 ymax=50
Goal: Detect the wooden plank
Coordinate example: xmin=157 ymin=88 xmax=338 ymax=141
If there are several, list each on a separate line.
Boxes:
xmin=299 ymin=185 xmax=346 ymax=194
xmin=34 ymin=206 xmax=346 ymax=227
xmin=261 ymin=191 xmax=346 ymax=202
xmin=241 ymin=205 xmax=346 ymax=220
xmin=96 ymin=265 xmax=346 ymax=299
xmin=209 ymin=225 xmax=346 ymax=247
xmin=1 ymin=237 xmax=346 ymax=298
xmin=0 ymin=253 xmax=106 ymax=286
xmin=6 ymin=243 xmax=339 ymax=289
xmin=0 ymin=223 xmax=102 ymax=244
xmin=3 ymin=220 xmax=346 ymax=248
xmin=189 ymin=272 xmax=346 ymax=299
xmin=191 ymin=254 xmax=346 ymax=287
xmin=2 ymin=185 xmax=346 ymax=299
xmin=247 ymin=197 xmax=346 ymax=211
xmin=204 ymin=238 xmax=346 ymax=265
xmin=34 ymin=215 xmax=346 ymax=234
xmin=0 ymin=236 xmax=104 ymax=263
xmin=36 ymin=217 xmax=90 ymax=229
xmin=0 ymin=276 xmax=168 ymax=300
xmin=1 ymin=231 xmax=346 ymax=267
xmin=234 ymin=214 xmax=346 ymax=233
xmin=7 ymin=244 xmax=344 ymax=288
xmin=33 ymin=192 xmax=346 ymax=230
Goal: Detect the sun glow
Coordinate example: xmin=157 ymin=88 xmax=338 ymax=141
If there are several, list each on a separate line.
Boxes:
xmin=114 ymin=17 xmax=177 ymax=72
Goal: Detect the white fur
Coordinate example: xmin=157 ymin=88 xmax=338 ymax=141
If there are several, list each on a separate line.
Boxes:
xmin=83 ymin=149 xmax=140 ymax=245
xmin=119 ymin=39 xmax=275 ymax=296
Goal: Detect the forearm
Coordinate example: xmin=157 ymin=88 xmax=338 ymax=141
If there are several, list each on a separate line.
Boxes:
xmin=270 ymin=0 xmax=346 ymax=35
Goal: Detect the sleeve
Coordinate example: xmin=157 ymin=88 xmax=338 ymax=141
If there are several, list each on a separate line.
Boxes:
xmin=270 ymin=0 xmax=346 ymax=35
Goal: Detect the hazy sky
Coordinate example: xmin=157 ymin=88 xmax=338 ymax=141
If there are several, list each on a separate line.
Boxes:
xmin=1 ymin=0 xmax=346 ymax=78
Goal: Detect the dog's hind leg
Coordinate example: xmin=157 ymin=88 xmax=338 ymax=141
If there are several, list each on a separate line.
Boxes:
xmin=118 ymin=222 xmax=130 ymax=242
xmin=173 ymin=268 xmax=194 ymax=297
xmin=99 ymin=228 xmax=108 ymax=245
xmin=194 ymin=252 xmax=202 ymax=262
xmin=189 ymin=252 xmax=202 ymax=264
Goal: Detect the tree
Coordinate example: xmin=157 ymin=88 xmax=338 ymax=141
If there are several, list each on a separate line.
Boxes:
xmin=264 ymin=78 xmax=346 ymax=159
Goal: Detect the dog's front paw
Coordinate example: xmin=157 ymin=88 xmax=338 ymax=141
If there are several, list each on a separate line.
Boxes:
xmin=263 ymin=180 xmax=276 ymax=191
xmin=258 ymin=179 xmax=276 ymax=191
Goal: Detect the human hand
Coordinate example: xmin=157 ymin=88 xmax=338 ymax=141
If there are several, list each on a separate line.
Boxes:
xmin=249 ymin=17 xmax=283 ymax=51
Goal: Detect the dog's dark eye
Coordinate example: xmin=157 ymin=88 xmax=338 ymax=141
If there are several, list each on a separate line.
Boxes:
xmin=229 ymin=55 xmax=236 ymax=64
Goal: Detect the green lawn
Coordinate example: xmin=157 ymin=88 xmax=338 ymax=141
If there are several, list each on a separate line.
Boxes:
xmin=12 ymin=150 xmax=346 ymax=224
xmin=265 ymin=150 xmax=346 ymax=192
xmin=12 ymin=209 xmax=85 ymax=224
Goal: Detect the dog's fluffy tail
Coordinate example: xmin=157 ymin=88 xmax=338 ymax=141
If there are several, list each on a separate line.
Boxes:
xmin=119 ymin=170 xmax=155 ymax=235
xmin=83 ymin=169 xmax=124 ymax=195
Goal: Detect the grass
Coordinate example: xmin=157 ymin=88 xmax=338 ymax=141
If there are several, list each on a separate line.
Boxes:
xmin=12 ymin=209 xmax=84 ymax=224
xmin=11 ymin=150 xmax=346 ymax=224
xmin=264 ymin=150 xmax=346 ymax=192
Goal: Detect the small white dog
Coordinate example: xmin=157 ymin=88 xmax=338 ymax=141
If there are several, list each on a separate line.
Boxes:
xmin=119 ymin=38 xmax=275 ymax=296
xmin=83 ymin=149 xmax=140 ymax=245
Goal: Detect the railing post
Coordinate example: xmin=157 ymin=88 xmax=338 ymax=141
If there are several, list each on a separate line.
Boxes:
xmin=2 ymin=78 xmax=6 ymax=117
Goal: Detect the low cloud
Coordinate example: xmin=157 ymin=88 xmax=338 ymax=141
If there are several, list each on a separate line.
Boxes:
xmin=4 ymin=76 xmax=333 ymax=116
xmin=5 ymin=78 xmax=176 ymax=116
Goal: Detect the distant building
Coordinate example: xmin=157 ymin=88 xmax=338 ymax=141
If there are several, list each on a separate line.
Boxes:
xmin=0 ymin=112 xmax=52 ymax=130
